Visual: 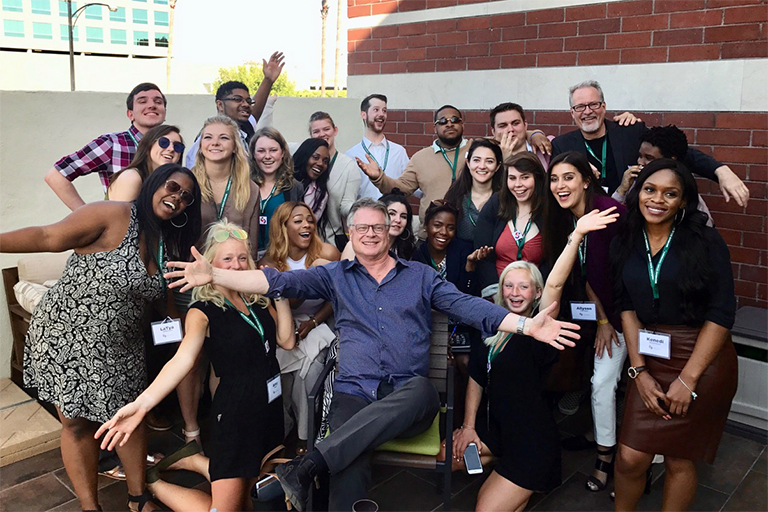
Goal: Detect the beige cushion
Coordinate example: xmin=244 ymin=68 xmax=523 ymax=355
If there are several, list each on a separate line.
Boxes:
xmin=13 ymin=281 xmax=50 ymax=313
xmin=17 ymin=252 xmax=71 ymax=284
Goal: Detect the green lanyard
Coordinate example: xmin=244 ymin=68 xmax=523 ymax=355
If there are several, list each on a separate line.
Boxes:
xmin=465 ymin=196 xmax=478 ymax=227
xmin=429 ymin=254 xmax=447 ymax=280
xmin=438 ymin=145 xmax=460 ymax=181
xmin=511 ymin=218 xmax=533 ymax=260
xmin=328 ymin=151 xmax=338 ymax=171
xmin=361 ymin=140 xmax=389 ymax=173
xmin=224 ymin=296 xmax=268 ymax=353
xmin=126 ymin=128 xmax=139 ymax=147
xmin=214 ymin=175 xmax=233 ymax=221
xmin=260 ymin=184 xmax=277 ymax=214
xmin=584 ymin=138 xmax=607 ymax=179
xmin=573 ymin=220 xmax=587 ymax=278
xmin=488 ymin=333 xmax=512 ymax=366
xmin=643 ymin=227 xmax=676 ymax=300
xmin=157 ymin=238 xmax=167 ymax=289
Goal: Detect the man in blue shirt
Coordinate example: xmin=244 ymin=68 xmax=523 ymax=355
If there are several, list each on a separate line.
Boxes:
xmin=164 ymin=198 xmax=579 ymax=511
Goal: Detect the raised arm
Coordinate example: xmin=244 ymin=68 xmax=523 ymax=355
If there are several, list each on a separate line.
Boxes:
xmin=166 ymin=246 xmax=270 ymax=294
xmin=497 ymin=302 xmax=579 ymax=350
xmin=44 ymin=167 xmax=87 ymax=211
xmin=251 ymin=51 xmax=285 ymax=122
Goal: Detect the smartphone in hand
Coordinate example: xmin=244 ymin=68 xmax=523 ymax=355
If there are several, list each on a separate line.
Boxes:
xmin=464 ymin=442 xmax=483 ymax=475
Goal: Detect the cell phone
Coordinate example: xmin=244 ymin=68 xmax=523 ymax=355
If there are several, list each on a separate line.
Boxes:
xmin=464 ymin=442 xmax=483 ymax=475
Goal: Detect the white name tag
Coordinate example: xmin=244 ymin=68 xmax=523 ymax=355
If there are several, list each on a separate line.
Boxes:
xmin=267 ymin=374 xmax=282 ymax=403
xmin=259 ymin=215 xmax=268 ymax=225
xmin=151 ymin=317 xmax=183 ymax=345
xmin=638 ymin=329 xmax=671 ymax=360
xmin=570 ymin=302 xmax=597 ymax=321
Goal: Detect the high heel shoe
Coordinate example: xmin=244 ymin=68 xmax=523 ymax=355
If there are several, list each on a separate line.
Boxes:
xmin=586 ymin=446 xmax=615 ymax=492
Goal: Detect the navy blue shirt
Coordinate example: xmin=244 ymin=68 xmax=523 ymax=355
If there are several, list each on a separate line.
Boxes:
xmin=262 ymin=256 xmax=509 ymax=402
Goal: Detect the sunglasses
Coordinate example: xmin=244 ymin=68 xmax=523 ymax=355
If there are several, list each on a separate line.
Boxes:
xmin=164 ymin=180 xmax=195 ymax=206
xmin=434 ymin=116 xmax=462 ymax=126
xmin=213 ymin=228 xmax=248 ymax=243
xmin=158 ymin=136 xmax=185 ymax=154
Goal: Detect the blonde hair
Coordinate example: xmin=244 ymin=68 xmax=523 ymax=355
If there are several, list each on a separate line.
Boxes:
xmin=484 ymin=261 xmax=544 ymax=348
xmin=192 ymin=219 xmax=268 ymax=309
xmin=249 ymin=127 xmax=295 ymax=193
xmin=192 ymin=116 xmax=252 ymax=212
xmin=264 ymin=202 xmax=324 ymax=272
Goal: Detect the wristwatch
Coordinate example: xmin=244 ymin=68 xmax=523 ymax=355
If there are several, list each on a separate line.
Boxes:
xmin=628 ymin=366 xmax=647 ymax=379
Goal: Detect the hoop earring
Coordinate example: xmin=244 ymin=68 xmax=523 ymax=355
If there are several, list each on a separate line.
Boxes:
xmin=399 ymin=228 xmax=411 ymax=240
xmin=675 ymin=208 xmax=686 ymax=225
xmin=171 ymin=212 xmax=188 ymax=228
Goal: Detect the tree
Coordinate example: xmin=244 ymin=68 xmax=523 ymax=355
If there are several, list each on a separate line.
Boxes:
xmin=213 ymin=62 xmax=296 ymax=97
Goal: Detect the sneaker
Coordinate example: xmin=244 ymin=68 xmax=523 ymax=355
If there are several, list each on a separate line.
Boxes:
xmin=558 ymin=391 xmax=584 ymax=416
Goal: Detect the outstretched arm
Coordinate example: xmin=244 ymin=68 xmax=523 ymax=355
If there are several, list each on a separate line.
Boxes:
xmin=497 ymin=302 xmax=580 ymax=350
xmin=251 ymin=51 xmax=285 ymax=122
xmin=166 ymin=246 xmax=270 ymax=294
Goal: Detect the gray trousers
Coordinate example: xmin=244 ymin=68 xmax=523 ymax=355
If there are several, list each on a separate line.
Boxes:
xmin=316 ymin=376 xmax=439 ymax=511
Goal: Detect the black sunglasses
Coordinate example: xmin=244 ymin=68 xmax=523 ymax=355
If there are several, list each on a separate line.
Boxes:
xmin=434 ymin=116 xmax=462 ymax=126
xmin=158 ymin=136 xmax=185 ymax=154
xmin=164 ymin=180 xmax=195 ymax=206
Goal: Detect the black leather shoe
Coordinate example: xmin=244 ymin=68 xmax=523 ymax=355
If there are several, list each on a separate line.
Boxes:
xmin=276 ymin=456 xmax=315 ymax=512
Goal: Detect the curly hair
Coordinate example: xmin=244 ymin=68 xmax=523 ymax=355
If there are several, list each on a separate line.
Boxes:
xmin=640 ymin=125 xmax=689 ymax=161
xmin=249 ymin=127 xmax=295 ymax=194
xmin=264 ymin=202 xmax=324 ymax=272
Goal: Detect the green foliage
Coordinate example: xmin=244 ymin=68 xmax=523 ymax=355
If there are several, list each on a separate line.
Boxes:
xmin=212 ymin=63 xmax=346 ymax=97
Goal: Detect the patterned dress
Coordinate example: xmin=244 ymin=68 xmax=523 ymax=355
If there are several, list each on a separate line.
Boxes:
xmin=24 ymin=205 xmax=165 ymax=422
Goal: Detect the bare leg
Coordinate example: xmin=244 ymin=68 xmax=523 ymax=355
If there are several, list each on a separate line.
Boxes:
xmin=615 ymin=443 xmax=653 ymax=511
xmin=148 ymin=476 xmax=248 ymax=512
xmin=114 ymin=422 xmax=148 ymax=498
xmin=475 ymin=470 xmax=533 ymax=512
xmin=165 ymin=452 xmax=211 ymax=482
xmin=56 ymin=408 xmax=100 ymax=511
xmin=177 ymin=352 xmax=203 ymax=443
xmin=661 ymin=456 xmax=697 ymax=511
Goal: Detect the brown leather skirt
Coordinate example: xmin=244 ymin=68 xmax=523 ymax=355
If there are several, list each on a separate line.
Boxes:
xmin=619 ymin=324 xmax=737 ymax=464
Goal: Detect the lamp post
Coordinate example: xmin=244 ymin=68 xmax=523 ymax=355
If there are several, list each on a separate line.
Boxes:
xmin=67 ymin=1 xmax=117 ymax=91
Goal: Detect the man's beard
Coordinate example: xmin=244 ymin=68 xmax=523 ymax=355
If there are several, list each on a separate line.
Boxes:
xmin=439 ymin=132 xmax=463 ymax=148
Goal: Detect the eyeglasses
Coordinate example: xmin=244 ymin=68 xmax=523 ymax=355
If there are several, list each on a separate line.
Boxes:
xmin=222 ymin=96 xmax=255 ymax=106
xmin=213 ymin=228 xmax=248 ymax=243
xmin=434 ymin=116 xmax=463 ymax=126
xmin=157 ymin=136 xmax=185 ymax=154
xmin=350 ymin=223 xmax=388 ymax=235
xmin=571 ymin=101 xmax=604 ymax=113
xmin=164 ymin=180 xmax=195 ymax=206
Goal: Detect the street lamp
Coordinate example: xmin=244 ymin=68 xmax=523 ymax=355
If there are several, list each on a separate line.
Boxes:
xmin=67 ymin=0 xmax=118 ymax=91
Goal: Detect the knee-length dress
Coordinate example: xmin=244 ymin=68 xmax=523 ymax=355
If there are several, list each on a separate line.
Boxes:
xmin=23 ymin=206 xmax=164 ymax=423
xmin=190 ymin=300 xmax=284 ymax=481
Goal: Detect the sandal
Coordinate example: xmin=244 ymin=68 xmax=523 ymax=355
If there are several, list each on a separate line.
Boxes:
xmin=127 ymin=489 xmax=164 ymax=512
xmin=98 ymin=464 xmax=126 ymax=481
xmin=146 ymin=441 xmax=201 ymax=484
xmin=585 ymin=446 xmax=615 ymax=492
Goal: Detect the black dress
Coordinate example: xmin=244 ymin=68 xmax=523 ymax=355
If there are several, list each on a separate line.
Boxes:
xmin=469 ymin=333 xmax=561 ymax=492
xmin=190 ymin=301 xmax=284 ymax=481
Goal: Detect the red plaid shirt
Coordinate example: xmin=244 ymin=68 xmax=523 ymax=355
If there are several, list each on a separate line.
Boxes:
xmin=54 ymin=125 xmax=143 ymax=192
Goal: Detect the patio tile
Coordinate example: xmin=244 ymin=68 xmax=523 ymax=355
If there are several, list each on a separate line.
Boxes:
xmin=448 ymin=475 xmax=483 ymax=512
xmin=698 ymin=431 xmax=765 ymax=494
xmin=0 ymin=473 xmax=74 ymax=512
xmin=370 ymin=464 xmax=404 ymax=489
xmin=636 ymin=479 xmax=729 ymax=511
xmin=53 ymin=468 xmax=115 ymax=493
xmin=369 ymin=470 xmax=443 ymax=512
xmin=529 ymin=471 xmax=614 ymax=511
xmin=753 ymin=446 xmax=767 ymax=475
xmin=722 ymin=470 xmax=768 ymax=512
xmin=0 ymin=448 xmax=63 ymax=492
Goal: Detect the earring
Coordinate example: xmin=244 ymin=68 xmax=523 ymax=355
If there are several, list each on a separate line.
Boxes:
xmin=171 ymin=212 xmax=188 ymax=228
xmin=399 ymin=228 xmax=411 ymax=240
xmin=675 ymin=208 xmax=686 ymax=224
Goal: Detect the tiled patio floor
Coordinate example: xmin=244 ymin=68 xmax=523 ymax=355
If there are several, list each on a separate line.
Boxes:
xmin=1 ymin=403 xmax=765 ymax=512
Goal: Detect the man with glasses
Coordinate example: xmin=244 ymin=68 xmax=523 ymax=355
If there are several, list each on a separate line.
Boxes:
xmin=185 ymin=52 xmax=285 ymax=167
xmin=552 ymin=80 xmax=748 ymax=205
xmin=45 ymin=82 xmax=167 ymax=211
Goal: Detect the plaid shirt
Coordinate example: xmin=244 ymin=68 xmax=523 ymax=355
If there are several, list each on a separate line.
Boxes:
xmin=54 ymin=125 xmax=143 ymax=192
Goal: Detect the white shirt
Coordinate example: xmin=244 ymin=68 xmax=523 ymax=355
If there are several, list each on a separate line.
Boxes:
xmin=345 ymin=135 xmax=409 ymax=200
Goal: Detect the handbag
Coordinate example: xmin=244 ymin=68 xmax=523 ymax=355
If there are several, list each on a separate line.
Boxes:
xmin=250 ymin=444 xmax=291 ymax=506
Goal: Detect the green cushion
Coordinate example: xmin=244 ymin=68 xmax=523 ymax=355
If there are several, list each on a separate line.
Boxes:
xmin=375 ymin=412 xmax=441 ymax=456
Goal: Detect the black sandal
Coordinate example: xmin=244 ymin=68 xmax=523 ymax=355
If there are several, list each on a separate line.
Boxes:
xmin=586 ymin=446 xmax=615 ymax=492
xmin=127 ymin=489 xmax=164 ymax=512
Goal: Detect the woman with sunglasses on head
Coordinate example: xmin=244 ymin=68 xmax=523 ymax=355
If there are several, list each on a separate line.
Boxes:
xmin=612 ymin=160 xmax=737 ymax=512
xmin=98 ymin=220 xmax=295 ymax=512
xmin=108 ymin=124 xmax=185 ymax=201
xmin=543 ymin=151 xmax=627 ymax=493
xmin=260 ymin=201 xmax=340 ymax=454
xmin=292 ymin=138 xmax=331 ymax=222
xmin=474 ymin=152 xmax=548 ymax=299
xmin=0 ymin=164 xmax=201 ymax=512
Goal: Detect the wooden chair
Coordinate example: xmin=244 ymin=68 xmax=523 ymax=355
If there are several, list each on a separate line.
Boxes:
xmin=2 ymin=267 xmax=30 ymax=386
xmin=306 ymin=311 xmax=454 ymax=511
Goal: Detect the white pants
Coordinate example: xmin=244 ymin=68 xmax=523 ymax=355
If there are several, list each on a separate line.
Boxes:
xmin=591 ymin=332 xmax=628 ymax=447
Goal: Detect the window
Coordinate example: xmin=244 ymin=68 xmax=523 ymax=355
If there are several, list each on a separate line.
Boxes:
xmin=109 ymin=6 xmax=125 ymax=22
xmin=32 ymin=21 xmax=52 ymax=39
xmin=154 ymin=0 xmax=167 ymax=4
xmin=154 ymin=10 xmax=168 ymax=26
xmin=84 ymin=4 xmax=101 ymax=19
xmin=110 ymin=28 xmax=126 ymax=44
xmin=134 ymin=30 xmax=148 ymax=46
xmin=60 ymin=24 xmax=78 ymax=41
xmin=85 ymin=26 xmax=102 ymax=42
xmin=134 ymin=0 xmax=147 ymax=2
xmin=3 ymin=19 xmax=24 ymax=37
xmin=132 ymin=8 xmax=147 ymax=24
xmin=155 ymin=32 xmax=167 ymax=47
xmin=2 ymin=0 xmax=22 ymax=12
xmin=31 ymin=0 xmax=51 ymax=14
xmin=58 ymin=1 xmax=73 ymax=16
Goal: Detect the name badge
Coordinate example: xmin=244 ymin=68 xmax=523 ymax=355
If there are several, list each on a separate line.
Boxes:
xmin=638 ymin=329 xmax=671 ymax=360
xmin=602 ymin=186 xmax=609 ymax=194
xmin=512 ymin=230 xmax=524 ymax=241
xmin=570 ymin=301 xmax=597 ymax=321
xmin=151 ymin=317 xmax=183 ymax=345
xmin=259 ymin=215 xmax=268 ymax=226
xmin=267 ymin=374 xmax=282 ymax=403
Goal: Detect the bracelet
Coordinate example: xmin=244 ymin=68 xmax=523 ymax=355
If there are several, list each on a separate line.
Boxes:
xmin=530 ymin=130 xmax=545 ymax=138
xmin=460 ymin=424 xmax=475 ymax=430
xmin=310 ymin=316 xmax=318 ymax=328
xmin=677 ymin=376 xmax=698 ymax=400
xmin=516 ymin=316 xmax=526 ymax=335
xmin=597 ymin=318 xmax=609 ymax=326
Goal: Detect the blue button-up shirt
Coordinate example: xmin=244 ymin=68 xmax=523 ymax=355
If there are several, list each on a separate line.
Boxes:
xmin=262 ymin=256 xmax=509 ymax=402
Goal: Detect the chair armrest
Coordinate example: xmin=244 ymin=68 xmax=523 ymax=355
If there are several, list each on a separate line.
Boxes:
xmin=443 ymin=358 xmax=455 ymax=465
xmin=307 ymin=356 xmax=337 ymax=453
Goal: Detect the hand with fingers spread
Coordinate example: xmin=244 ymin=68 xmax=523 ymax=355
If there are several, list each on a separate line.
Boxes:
xmin=95 ymin=398 xmax=151 ymax=451
xmin=498 ymin=131 xmax=516 ymax=161
xmin=635 ymin=372 xmax=671 ymax=420
xmin=613 ymin=111 xmax=642 ymax=126
xmin=165 ymin=246 xmax=213 ymax=292
xmin=574 ymin=206 xmax=620 ymax=236
xmin=355 ymin=154 xmax=383 ymax=181
xmin=262 ymin=51 xmax=285 ymax=83
xmin=527 ymin=301 xmax=580 ymax=350
xmin=465 ymin=245 xmax=493 ymax=272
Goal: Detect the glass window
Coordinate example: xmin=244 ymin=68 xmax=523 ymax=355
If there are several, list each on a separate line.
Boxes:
xmin=60 ymin=24 xmax=79 ymax=41
xmin=32 ymin=21 xmax=52 ymax=38
xmin=84 ymin=4 xmax=101 ymax=19
xmin=154 ymin=0 xmax=167 ymax=4
xmin=132 ymin=8 xmax=147 ymax=24
xmin=154 ymin=10 xmax=168 ymax=26
xmin=31 ymin=0 xmax=51 ymax=14
xmin=110 ymin=28 xmax=126 ymax=44
xmin=3 ymin=19 xmax=24 ymax=36
xmin=109 ymin=6 xmax=125 ymax=22
xmin=58 ymin=0 xmax=73 ymax=16
xmin=2 ymin=0 xmax=23 ymax=12
xmin=85 ymin=26 xmax=102 ymax=42
xmin=134 ymin=0 xmax=147 ymax=2
xmin=155 ymin=32 xmax=167 ymax=47
xmin=134 ymin=30 xmax=148 ymax=46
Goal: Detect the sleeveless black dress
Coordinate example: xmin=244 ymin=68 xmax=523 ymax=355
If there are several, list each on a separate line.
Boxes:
xmin=190 ymin=300 xmax=284 ymax=481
